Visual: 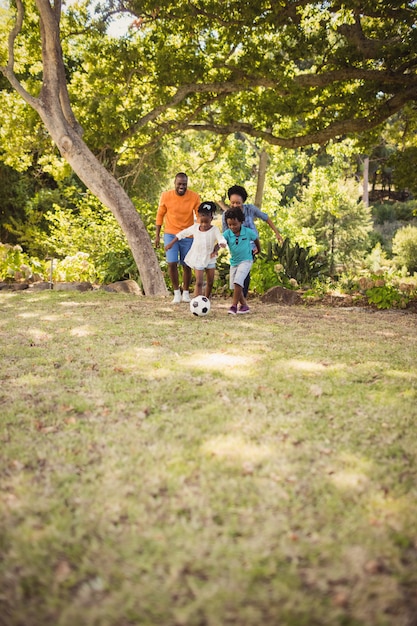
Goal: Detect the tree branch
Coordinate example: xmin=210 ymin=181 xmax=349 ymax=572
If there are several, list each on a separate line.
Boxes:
xmin=130 ymin=67 xmax=414 ymax=136
xmin=338 ymin=16 xmax=387 ymax=60
xmin=35 ymin=0 xmax=83 ymax=134
xmin=180 ymin=88 xmax=417 ymax=149
xmin=0 ymin=0 xmax=43 ymax=111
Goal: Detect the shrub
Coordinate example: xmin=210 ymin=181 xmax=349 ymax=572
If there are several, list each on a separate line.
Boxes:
xmin=372 ymin=203 xmax=396 ymax=224
xmin=365 ymin=284 xmax=408 ymax=309
xmin=52 ymin=252 xmax=97 ymax=283
xmin=37 ymin=194 xmax=153 ymax=284
xmin=352 ymin=271 xmax=416 ymax=309
xmin=362 ymin=242 xmax=393 ymax=273
xmin=372 ymin=201 xmax=416 ymax=225
xmin=392 ymin=225 xmax=417 ymax=273
xmin=250 ymin=256 xmax=289 ymax=294
xmin=268 ymin=238 xmax=327 ymax=283
xmin=0 ymin=243 xmax=45 ymax=281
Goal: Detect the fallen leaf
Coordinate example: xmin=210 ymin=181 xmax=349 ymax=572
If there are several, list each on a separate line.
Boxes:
xmin=310 ymin=384 xmax=323 ymax=397
xmin=364 ymin=559 xmax=385 ymax=574
xmin=242 ymin=462 xmax=255 ymax=475
xmin=40 ymin=426 xmax=57 ymax=434
xmin=332 ymin=590 xmax=349 ymax=607
xmin=55 ymin=560 xmax=72 ymax=582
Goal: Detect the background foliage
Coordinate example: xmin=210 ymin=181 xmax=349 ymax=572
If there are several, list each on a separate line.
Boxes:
xmin=0 ymin=0 xmax=417 ymax=300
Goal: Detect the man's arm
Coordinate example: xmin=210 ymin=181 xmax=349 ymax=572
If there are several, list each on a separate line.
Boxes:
xmin=155 ymin=195 xmax=167 ymax=247
xmin=154 ymin=224 xmax=162 ymax=248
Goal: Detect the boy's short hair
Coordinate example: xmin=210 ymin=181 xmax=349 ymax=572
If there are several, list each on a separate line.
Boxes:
xmin=227 ymin=185 xmax=248 ymax=202
xmin=198 ymin=201 xmax=217 ymax=215
xmin=224 ymin=207 xmax=245 ymax=223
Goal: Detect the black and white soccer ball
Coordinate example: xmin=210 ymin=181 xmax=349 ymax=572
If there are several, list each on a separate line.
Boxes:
xmin=190 ymin=295 xmax=211 ymax=317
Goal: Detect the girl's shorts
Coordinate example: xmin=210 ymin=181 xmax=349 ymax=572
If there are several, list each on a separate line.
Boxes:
xmin=164 ymin=234 xmax=193 ymax=265
xmin=229 ymin=260 xmax=253 ymax=288
xmin=194 ymin=262 xmax=216 ymax=270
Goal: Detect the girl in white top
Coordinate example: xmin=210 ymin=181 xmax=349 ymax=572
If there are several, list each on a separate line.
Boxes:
xmin=165 ymin=201 xmax=226 ymax=298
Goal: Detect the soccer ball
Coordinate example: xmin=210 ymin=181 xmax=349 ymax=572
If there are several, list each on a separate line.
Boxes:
xmin=190 ymin=295 xmax=211 ymax=317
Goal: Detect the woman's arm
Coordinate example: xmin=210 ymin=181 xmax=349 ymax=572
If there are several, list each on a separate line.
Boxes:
xmin=266 ymin=217 xmax=283 ymax=244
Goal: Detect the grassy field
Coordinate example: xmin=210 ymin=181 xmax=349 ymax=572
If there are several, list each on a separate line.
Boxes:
xmin=1 ymin=290 xmax=416 ymax=626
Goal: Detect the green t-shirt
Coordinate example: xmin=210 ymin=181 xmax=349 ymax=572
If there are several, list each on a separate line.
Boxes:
xmin=223 ymin=226 xmax=257 ymax=266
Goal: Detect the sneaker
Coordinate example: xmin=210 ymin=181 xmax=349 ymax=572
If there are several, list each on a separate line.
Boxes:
xmin=172 ymin=291 xmax=181 ymax=304
xmin=228 ymin=305 xmax=238 ymax=315
xmin=182 ymin=291 xmax=191 ymax=303
xmin=238 ymin=304 xmax=250 ymax=314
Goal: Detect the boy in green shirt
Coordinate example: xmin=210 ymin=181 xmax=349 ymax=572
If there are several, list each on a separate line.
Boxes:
xmin=223 ymin=208 xmax=261 ymax=315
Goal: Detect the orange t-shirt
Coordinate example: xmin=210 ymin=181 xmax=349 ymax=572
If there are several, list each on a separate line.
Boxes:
xmin=156 ymin=189 xmax=201 ymax=235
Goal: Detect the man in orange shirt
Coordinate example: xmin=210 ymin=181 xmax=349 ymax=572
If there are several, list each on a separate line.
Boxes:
xmin=155 ymin=173 xmax=201 ymax=303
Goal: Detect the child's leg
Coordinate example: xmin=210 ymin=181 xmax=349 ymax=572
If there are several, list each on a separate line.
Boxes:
xmin=232 ymin=283 xmax=243 ymax=306
xmin=205 ymin=268 xmax=215 ymax=298
xmin=193 ymin=269 xmax=204 ymax=296
xmin=232 ymin=261 xmax=252 ymax=307
xmin=238 ymin=291 xmax=247 ymax=307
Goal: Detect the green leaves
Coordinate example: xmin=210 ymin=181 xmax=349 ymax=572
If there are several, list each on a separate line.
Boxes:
xmin=261 ymin=237 xmax=327 ymax=284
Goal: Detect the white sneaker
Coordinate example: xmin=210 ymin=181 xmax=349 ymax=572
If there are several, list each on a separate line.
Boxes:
xmin=182 ymin=291 xmax=191 ymax=302
xmin=172 ymin=291 xmax=181 ymax=304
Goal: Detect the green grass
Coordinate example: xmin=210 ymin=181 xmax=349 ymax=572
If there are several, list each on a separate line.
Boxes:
xmin=1 ymin=290 xmax=416 ymax=626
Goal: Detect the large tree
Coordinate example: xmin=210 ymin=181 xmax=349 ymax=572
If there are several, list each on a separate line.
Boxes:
xmin=0 ymin=0 xmax=167 ymax=295
xmin=94 ymin=0 xmax=417 ymax=151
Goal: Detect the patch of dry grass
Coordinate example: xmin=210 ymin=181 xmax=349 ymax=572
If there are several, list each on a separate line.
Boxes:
xmin=1 ymin=291 xmax=416 ymax=626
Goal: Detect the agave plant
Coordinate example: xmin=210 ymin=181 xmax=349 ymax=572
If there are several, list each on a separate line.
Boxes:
xmin=262 ymin=238 xmax=328 ymax=284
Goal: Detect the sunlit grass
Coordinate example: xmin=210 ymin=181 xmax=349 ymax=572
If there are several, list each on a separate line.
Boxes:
xmin=1 ymin=290 xmax=416 ymax=625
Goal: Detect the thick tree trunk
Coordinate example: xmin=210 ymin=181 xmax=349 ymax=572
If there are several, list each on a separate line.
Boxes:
xmin=45 ymin=124 xmax=167 ymax=296
xmin=1 ymin=0 xmax=167 ymax=297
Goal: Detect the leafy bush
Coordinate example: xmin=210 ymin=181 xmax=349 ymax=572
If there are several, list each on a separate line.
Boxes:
xmin=395 ymin=200 xmax=417 ymax=221
xmin=372 ymin=200 xmax=416 ymax=225
xmin=98 ymin=249 xmax=139 ymax=284
xmin=5 ymin=185 xmax=83 ymax=258
xmin=247 ymin=238 xmax=327 ymax=294
xmin=0 ymin=243 xmax=45 ymax=281
xmin=35 ymin=193 xmax=153 ymax=284
xmin=353 ymin=272 xmax=416 ymax=309
xmin=267 ymin=238 xmax=327 ymax=282
xmin=250 ymin=256 xmax=287 ymax=294
xmin=362 ymin=242 xmax=393 ymax=273
xmin=372 ymin=203 xmax=396 ymax=224
xmin=52 ymin=252 xmax=97 ymax=283
xmin=392 ymin=225 xmax=417 ymax=273
xmin=365 ymin=284 xmax=409 ymax=310
xmin=2 ymin=189 xmax=162 ymax=285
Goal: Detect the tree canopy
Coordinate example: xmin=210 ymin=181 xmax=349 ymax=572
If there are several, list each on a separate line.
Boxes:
xmin=90 ymin=0 xmax=417 ymax=150
xmin=2 ymin=1 xmax=416 ymax=178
